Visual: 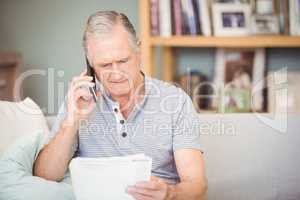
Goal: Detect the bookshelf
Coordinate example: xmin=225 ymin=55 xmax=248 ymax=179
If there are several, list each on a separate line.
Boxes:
xmin=139 ymin=0 xmax=300 ymax=82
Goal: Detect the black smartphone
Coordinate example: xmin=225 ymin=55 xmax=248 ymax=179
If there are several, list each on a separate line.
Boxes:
xmin=85 ymin=57 xmax=97 ymax=102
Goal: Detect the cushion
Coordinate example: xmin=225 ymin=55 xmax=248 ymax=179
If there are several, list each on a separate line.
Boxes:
xmin=0 ymin=97 xmax=49 ymax=156
xmin=0 ymin=130 xmax=75 ymax=200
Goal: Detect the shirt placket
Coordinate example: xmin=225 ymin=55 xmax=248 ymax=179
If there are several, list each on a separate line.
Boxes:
xmin=111 ymin=102 xmax=131 ymax=149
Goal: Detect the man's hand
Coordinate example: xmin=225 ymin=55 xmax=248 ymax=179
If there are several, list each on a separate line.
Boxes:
xmin=126 ymin=176 xmax=174 ymax=200
xmin=65 ymin=69 xmax=99 ymax=127
xmin=126 ymin=150 xmax=207 ymax=200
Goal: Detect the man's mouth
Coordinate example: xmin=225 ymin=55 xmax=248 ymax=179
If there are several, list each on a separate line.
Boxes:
xmin=109 ymin=79 xmax=127 ymax=84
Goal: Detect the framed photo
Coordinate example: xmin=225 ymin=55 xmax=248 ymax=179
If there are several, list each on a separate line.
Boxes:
xmin=251 ymin=14 xmax=280 ymax=35
xmin=289 ymin=0 xmax=300 ymax=35
xmin=213 ymin=48 xmax=266 ymax=113
xmin=212 ymin=3 xmax=252 ymax=36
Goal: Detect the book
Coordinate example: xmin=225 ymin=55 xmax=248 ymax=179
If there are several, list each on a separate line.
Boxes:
xmin=159 ymin=0 xmax=172 ymax=37
xmin=150 ymin=0 xmax=160 ymax=36
xmin=197 ymin=0 xmax=212 ymax=36
xmin=69 ymin=154 xmax=152 ymax=200
xmin=173 ymin=0 xmax=183 ymax=35
xmin=181 ymin=0 xmax=201 ymax=35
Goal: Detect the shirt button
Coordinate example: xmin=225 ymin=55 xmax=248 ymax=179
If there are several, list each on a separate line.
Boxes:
xmin=121 ymin=132 xmax=127 ymax=138
xmin=114 ymin=108 xmax=118 ymax=113
xmin=120 ymin=119 xmax=125 ymax=124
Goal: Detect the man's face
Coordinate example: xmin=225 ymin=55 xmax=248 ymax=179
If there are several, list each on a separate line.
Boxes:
xmin=87 ymin=24 xmax=141 ymax=97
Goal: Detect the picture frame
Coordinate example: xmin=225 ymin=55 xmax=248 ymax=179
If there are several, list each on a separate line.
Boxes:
xmin=212 ymin=3 xmax=252 ymax=36
xmin=251 ymin=14 xmax=280 ymax=35
xmin=213 ymin=48 xmax=266 ymax=113
xmin=289 ymin=0 xmax=300 ymax=35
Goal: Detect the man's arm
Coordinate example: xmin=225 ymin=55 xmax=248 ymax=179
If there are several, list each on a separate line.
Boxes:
xmin=168 ymin=149 xmax=207 ymax=199
xmin=33 ymin=70 xmax=97 ymax=182
xmin=126 ymin=149 xmax=207 ymax=200
xmin=33 ymin=120 xmax=78 ymax=182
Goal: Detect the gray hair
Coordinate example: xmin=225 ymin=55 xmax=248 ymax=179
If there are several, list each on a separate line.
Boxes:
xmin=82 ymin=11 xmax=139 ymax=57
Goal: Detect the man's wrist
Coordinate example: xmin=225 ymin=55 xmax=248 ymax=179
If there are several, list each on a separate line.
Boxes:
xmin=61 ymin=116 xmax=79 ymax=133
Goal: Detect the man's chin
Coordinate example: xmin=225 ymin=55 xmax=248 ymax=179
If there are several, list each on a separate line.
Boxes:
xmin=107 ymin=87 xmax=131 ymax=98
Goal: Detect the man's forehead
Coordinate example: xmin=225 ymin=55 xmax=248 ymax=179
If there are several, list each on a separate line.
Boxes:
xmin=88 ymin=39 xmax=132 ymax=62
xmin=93 ymin=52 xmax=130 ymax=64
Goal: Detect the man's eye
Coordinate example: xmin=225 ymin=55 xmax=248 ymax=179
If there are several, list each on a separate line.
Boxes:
xmin=102 ymin=64 xmax=111 ymax=68
xmin=120 ymin=59 xmax=128 ymax=63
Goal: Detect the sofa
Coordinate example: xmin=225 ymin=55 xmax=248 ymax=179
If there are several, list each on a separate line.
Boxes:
xmin=0 ymin=98 xmax=75 ymax=200
xmin=0 ymin=98 xmax=299 ymax=200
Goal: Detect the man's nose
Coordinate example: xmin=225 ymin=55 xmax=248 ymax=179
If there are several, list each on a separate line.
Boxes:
xmin=109 ymin=62 xmax=124 ymax=80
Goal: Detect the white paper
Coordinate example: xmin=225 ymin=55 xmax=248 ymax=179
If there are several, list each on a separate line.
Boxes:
xmin=69 ymin=154 xmax=152 ymax=200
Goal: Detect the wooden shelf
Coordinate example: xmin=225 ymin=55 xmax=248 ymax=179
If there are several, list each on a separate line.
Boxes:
xmin=150 ymin=36 xmax=300 ymax=48
xmin=139 ymin=0 xmax=300 ymax=79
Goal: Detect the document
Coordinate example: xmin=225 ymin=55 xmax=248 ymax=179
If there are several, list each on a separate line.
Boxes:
xmin=69 ymin=154 xmax=152 ymax=200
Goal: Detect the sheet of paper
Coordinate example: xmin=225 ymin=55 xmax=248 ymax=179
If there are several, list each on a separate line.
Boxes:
xmin=69 ymin=154 xmax=152 ymax=200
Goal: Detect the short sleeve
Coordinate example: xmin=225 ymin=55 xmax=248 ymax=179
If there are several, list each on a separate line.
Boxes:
xmin=45 ymin=98 xmax=78 ymax=156
xmin=172 ymin=92 xmax=202 ymax=152
xmin=46 ymin=99 xmax=67 ymax=141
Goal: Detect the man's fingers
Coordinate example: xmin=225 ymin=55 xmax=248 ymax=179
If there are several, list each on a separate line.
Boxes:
xmin=71 ymin=76 xmax=93 ymax=85
xmin=131 ymin=193 xmax=152 ymax=200
xmin=72 ymin=81 xmax=95 ymax=92
xmin=126 ymin=186 xmax=153 ymax=197
xmin=75 ymin=88 xmax=92 ymax=101
xmin=127 ymin=189 xmax=153 ymax=200
xmin=135 ymin=181 xmax=159 ymax=190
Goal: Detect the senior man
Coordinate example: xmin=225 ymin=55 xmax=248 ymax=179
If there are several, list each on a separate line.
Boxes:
xmin=34 ymin=11 xmax=207 ymax=200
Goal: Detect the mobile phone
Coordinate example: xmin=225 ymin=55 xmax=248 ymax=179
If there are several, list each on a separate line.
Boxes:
xmin=85 ymin=57 xmax=97 ymax=102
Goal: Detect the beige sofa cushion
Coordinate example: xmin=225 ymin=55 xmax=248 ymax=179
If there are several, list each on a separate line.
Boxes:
xmin=0 ymin=97 xmax=49 ymax=156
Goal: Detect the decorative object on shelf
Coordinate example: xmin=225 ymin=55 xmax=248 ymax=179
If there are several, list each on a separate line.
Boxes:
xmin=255 ymin=0 xmax=275 ymax=14
xmin=251 ymin=14 xmax=280 ymax=34
xmin=277 ymin=0 xmax=290 ymax=35
xmin=267 ymin=69 xmax=300 ymax=113
xmin=289 ymin=0 xmax=300 ymax=35
xmin=212 ymin=3 xmax=252 ymax=36
xmin=177 ymin=70 xmax=214 ymax=112
xmin=213 ymin=48 xmax=266 ymax=113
